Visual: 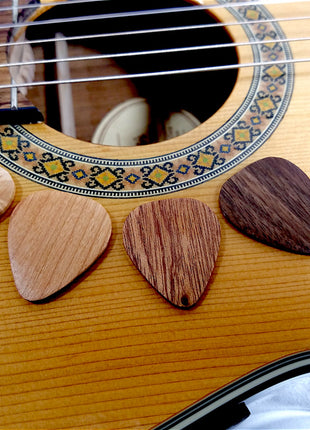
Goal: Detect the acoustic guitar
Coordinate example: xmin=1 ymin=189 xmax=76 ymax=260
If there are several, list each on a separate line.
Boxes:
xmin=0 ymin=0 xmax=310 ymax=428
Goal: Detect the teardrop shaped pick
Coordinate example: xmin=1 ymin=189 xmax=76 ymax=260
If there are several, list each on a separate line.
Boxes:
xmin=219 ymin=157 xmax=310 ymax=254
xmin=8 ymin=190 xmax=112 ymax=301
xmin=0 ymin=166 xmax=15 ymax=215
xmin=123 ymin=198 xmax=221 ymax=308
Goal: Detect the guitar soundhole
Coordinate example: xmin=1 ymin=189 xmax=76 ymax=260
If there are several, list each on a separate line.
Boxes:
xmin=25 ymin=0 xmax=238 ymax=144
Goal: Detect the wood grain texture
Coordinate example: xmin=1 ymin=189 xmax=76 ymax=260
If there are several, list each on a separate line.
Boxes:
xmin=8 ymin=190 xmax=112 ymax=301
xmin=0 ymin=166 xmax=15 ymax=215
xmin=219 ymin=157 xmax=310 ymax=254
xmin=1 ymin=1 xmax=310 ymax=429
xmin=123 ymin=198 xmax=221 ymax=308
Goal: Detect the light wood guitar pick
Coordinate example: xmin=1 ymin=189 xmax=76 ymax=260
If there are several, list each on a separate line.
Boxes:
xmin=0 ymin=166 xmax=15 ymax=215
xmin=219 ymin=157 xmax=310 ymax=254
xmin=123 ymin=198 xmax=221 ymax=308
xmin=8 ymin=190 xmax=112 ymax=301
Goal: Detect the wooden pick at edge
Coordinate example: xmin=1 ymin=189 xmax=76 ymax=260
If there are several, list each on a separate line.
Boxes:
xmin=8 ymin=190 xmax=112 ymax=301
xmin=219 ymin=157 xmax=310 ymax=254
xmin=0 ymin=166 xmax=15 ymax=216
xmin=123 ymin=198 xmax=221 ymax=308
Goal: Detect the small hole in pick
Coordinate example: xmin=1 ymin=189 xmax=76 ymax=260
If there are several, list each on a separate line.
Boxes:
xmin=181 ymin=295 xmax=189 ymax=307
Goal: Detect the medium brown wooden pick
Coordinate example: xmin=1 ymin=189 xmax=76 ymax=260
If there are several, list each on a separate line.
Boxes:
xmin=8 ymin=190 xmax=112 ymax=301
xmin=0 ymin=166 xmax=15 ymax=215
xmin=219 ymin=157 xmax=310 ymax=254
xmin=123 ymin=198 xmax=221 ymax=308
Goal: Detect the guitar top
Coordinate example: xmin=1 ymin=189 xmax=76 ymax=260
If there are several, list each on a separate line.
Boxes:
xmin=0 ymin=0 xmax=310 ymax=428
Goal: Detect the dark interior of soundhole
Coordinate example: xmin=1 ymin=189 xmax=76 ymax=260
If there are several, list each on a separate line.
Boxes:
xmin=26 ymin=0 xmax=238 ymax=144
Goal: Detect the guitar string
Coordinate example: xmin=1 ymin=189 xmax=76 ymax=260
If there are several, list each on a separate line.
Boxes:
xmin=2 ymin=15 xmax=310 ymax=50
xmin=2 ymin=0 xmax=310 ymax=30
xmin=2 ymin=36 xmax=310 ymax=71
xmin=0 ymin=56 xmax=309 ymax=91
xmin=1 ymin=0 xmax=307 ymax=13
xmin=10 ymin=0 xmax=19 ymax=109
xmin=1 ymin=0 xmax=310 ymax=91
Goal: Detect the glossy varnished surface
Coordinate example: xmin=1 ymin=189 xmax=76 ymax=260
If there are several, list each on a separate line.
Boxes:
xmin=1 ymin=1 xmax=310 ymax=429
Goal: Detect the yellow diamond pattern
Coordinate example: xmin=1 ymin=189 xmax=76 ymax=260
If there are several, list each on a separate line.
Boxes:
xmin=257 ymin=97 xmax=276 ymax=113
xmin=265 ymin=65 xmax=283 ymax=79
xmin=262 ymin=35 xmax=277 ymax=50
xmin=2 ymin=136 xmax=18 ymax=151
xmin=178 ymin=165 xmax=188 ymax=174
xmin=74 ymin=170 xmax=85 ymax=179
xmin=196 ymin=153 xmax=215 ymax=169
xmin=246 ymin=9 xmax=260 ymax=20
xmin=24 ymin=153 xmax=36 ymax=161
xmin=149 ymin=167 xmax=169 ymax=185
xmin=44 ymin=159 xmax=65 ymax=176
xmin=127 ymin=174 xmax=138 ymax=183
xmin=220 ymin=144 xmax=230 ymax=153
xmin=96 ymin=170 xmax=117 ymax=186
xmin=234 ymin=129 xmax=251 ymax=142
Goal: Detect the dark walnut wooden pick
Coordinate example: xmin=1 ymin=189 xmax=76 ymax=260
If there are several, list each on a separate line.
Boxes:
xmin=219 ymin=157 xmax=310 ymax=254
xmin=123 ymin=198 xmax=221 ymax=308
xmin=8 ymin=190 xmax=112 ymax=301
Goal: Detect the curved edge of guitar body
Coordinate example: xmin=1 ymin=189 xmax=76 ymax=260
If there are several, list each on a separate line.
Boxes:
xmin=1 ymin=1 xmax=310 ymax=429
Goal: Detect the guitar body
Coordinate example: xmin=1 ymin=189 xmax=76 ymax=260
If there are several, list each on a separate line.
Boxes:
xmin=0 ymin=0 xmax=310 ymax=428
